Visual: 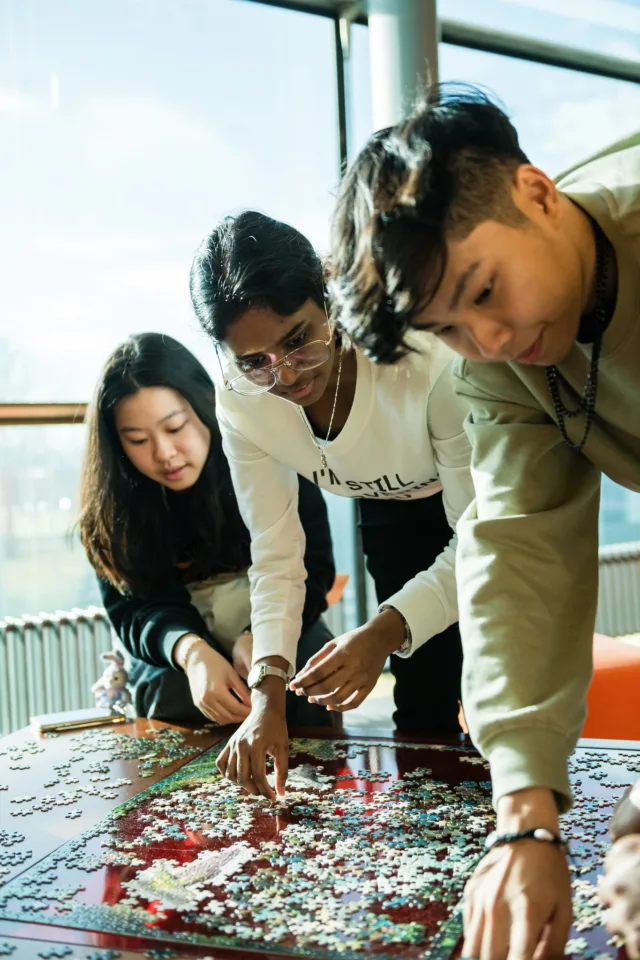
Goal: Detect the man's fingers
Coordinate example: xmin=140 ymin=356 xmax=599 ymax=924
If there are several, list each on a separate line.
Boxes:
xmin=226 ymin=746 xmax=239 ymax=785
xmin=505 ymin=912 xmax=540 ymax=960
xmin=291 ymin=652 xmax=342 ymax=692
xmin=290 ymin=641 xmax=337 ymax=689
xmin=462 ymin=910 xmax=483 ymax=960
xmin=237 ymin=747 xmax=258 ymax=796
xmin=311 ymin=679 xmax=359 ymax=706
xmin=331 ymin=688 xmax=370 ymax=712
xmin=304 ymin=666 xmax=349 ymax=698
xmin=528 ymin=905 xmax=571 ymax=960
xmin=542 ymin=890 xmax=572 ymax=959
xmin=216 ymin=744 xmax=230 ymax=776
xmin=250 ymin=747 xmax=276 ymax=801
xmin=273 ymin=743 xmax=289 ymax=798
xmin=480 ymin=903 xmax=510 ymax=960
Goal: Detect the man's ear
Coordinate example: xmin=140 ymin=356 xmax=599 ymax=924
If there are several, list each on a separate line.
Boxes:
xmin=511 ymin=164 xmax=560 ymax=223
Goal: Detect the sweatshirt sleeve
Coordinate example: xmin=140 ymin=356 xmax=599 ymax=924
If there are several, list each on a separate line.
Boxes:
xmin=297 ymin=477 xmax=336 ymax=631
xmin=98 ymin=575 xmax=220 ymax=669
xmin=384 ymin=362 xmax=475 ymax=654
xmin=453 ymin=359 xmax=601 ymax=811
xmin=216 ymin=400 xmax=307 ymax=671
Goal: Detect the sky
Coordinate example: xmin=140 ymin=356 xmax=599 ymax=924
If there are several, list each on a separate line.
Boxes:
xmin=2 ymin=0 xmax=640 ymax=402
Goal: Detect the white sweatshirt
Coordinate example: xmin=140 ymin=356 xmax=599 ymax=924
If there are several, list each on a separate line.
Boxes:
xmin=214 ymin=332 xmax=474 ymax=670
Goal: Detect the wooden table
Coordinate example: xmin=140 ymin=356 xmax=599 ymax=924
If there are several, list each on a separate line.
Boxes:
xmin=0 ymin=720 xmax=635 ymax=960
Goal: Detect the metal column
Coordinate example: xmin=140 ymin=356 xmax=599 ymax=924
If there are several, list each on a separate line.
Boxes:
xmin=366 ymin=0 xmax=439 ymax=128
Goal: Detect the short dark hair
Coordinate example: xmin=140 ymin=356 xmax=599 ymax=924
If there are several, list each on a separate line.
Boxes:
xmin=190 ymin=210 xmax=325 ymax=342
xmin=330 ymin=85 xmax=529 ymax=363
xmin=80 ymin=333 xmax=247 ymax=596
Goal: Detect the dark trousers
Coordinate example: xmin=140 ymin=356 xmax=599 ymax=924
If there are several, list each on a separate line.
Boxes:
xmin=358 ymin=492 xmax=463 ymax=736
xmin=126 ymin=618 xmax=335 ymax=728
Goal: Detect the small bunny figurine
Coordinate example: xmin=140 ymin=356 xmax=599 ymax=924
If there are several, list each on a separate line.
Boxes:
xmin=91 ymin=650 xmax=132 ymax=710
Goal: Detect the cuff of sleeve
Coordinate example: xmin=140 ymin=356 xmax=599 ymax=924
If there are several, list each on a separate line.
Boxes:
xmin=379 ymin=584 xmax=448 ymax=657
xmin=483 ymin=726 xmax=573 ymax=813
xmin=162 ymin=628 xmax=198 ymax=670
xmin=252 ymin=621 xmax=298 ymax=673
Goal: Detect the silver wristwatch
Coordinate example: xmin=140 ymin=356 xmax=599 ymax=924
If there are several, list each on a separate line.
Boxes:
xmin=247 ymin=662 xmax=294 ymax=690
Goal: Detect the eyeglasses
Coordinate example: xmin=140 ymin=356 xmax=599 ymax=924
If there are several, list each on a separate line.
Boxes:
xmin=217 ymin=318 xmax=333 ymax=396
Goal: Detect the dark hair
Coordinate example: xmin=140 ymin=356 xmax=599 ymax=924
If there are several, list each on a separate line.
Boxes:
xmin=330 ymin=84 xmax=529 ymax=363
xmin=189 ymin=210 xmax=325 ymax=342
xmin=79 ymin=332 xmax=247 ymax=596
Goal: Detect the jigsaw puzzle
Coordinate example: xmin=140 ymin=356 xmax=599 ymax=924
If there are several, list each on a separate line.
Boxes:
xmin=0 ymin=737 xmax=634 ymax=958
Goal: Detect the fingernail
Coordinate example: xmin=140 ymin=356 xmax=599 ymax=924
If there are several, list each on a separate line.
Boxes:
xmin=309 ymin=697 xmax=316 ymax=704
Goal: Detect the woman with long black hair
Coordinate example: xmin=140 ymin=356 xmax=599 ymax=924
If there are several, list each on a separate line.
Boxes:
xmin=79 ymin=332 xmax=335 ymax=742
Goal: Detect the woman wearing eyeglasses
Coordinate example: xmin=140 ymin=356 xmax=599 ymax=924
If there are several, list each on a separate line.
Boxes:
xmin=190 ymin=211 xmax=474 ymax=799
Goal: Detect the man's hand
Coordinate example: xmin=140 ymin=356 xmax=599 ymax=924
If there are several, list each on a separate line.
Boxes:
xmin=600 ymin=834 xmax=640 ymax=958
xmin=174 ymin=635 xmax=251 ymax=726
xmin=217 ymin=658 xmax=289 ymax=801
xmin=463 ymin=787 xmax=572 ymax=960
xmin=289 ymin=609 xmax=405 ymax=711
xmin=232 ymin=632 xmax=253 ymax=680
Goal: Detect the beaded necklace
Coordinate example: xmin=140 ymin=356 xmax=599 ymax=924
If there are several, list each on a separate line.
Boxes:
xmin=545 ymin=221 xmax=608 ymax=453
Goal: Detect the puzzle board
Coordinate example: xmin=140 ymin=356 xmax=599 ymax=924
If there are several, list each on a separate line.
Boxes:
xmin=0 ymin=737 xmax=634 ymax=959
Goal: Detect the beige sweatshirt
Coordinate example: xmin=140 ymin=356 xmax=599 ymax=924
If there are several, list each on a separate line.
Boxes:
xmin=453 ymin=132 xmax=640 ymax=809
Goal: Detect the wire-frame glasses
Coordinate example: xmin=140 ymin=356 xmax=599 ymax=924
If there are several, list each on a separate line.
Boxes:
xmin=216 ymin=319 xmax=333 ymax=396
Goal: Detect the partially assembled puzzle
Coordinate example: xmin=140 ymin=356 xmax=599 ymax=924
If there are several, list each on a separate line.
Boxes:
xmin=0 ymin=734 xmax=632 ymax=959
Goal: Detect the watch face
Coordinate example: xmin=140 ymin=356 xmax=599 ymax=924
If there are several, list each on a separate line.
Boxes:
xmin=248 ymin=665 xmax=265 ymax=689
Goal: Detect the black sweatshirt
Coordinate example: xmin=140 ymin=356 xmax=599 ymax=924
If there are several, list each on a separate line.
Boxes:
xmin=99 ymin=477 xmax=335 ymax=670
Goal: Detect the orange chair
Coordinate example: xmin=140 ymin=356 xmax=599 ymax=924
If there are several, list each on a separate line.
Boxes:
xmin=583 ymin=633 xmax=640 ymax=740
xmin=326 ymin=574 xmax=349 ymax=607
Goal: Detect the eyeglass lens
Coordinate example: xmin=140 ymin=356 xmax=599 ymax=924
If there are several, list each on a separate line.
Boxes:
xmin=240 ymin=341 xmax=330 ymax=385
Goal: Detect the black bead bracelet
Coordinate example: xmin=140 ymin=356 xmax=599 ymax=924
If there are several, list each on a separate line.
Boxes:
xmin=485 ymin=827 xmax=569 ymax=854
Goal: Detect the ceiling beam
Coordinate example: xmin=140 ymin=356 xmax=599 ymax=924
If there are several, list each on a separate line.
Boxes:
xmin=243 ymin=0 xmax=640 ymax=84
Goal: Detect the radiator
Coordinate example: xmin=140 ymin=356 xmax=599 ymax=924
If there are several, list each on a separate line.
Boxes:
xmin=596 ymin=541 xmax=640 ymax=638
xmin=0 ymin=544 xmax=637 ymax=738
xmin=0 ymin=606 xmax=114 ymax=737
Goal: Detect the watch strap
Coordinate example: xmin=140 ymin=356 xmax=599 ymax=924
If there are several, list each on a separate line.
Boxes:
xmin=248 ymin=663 xmax=294 ymax=689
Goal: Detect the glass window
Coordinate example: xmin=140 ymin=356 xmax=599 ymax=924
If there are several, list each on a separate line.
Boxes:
xmin=439 ymin=0 xmax=640 ymax=61
xmin=348 ymin=23 xmax=374 ymax=162
xmin=0 ymin=425 xmax=98 ymax=616
xmin=1 ymin=0 xmax=339 ymax=402
xmin=0 ymin=0 xmax=353 ymax=618
xmin=439 ymin=44 xmax=640 ymax=175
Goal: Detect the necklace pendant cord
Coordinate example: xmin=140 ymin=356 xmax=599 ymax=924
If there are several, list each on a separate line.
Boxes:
xmin=545 ymin=221 xmax=608 ymax=454
xmin=299 ymin=341 xmax=344 ymax=468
